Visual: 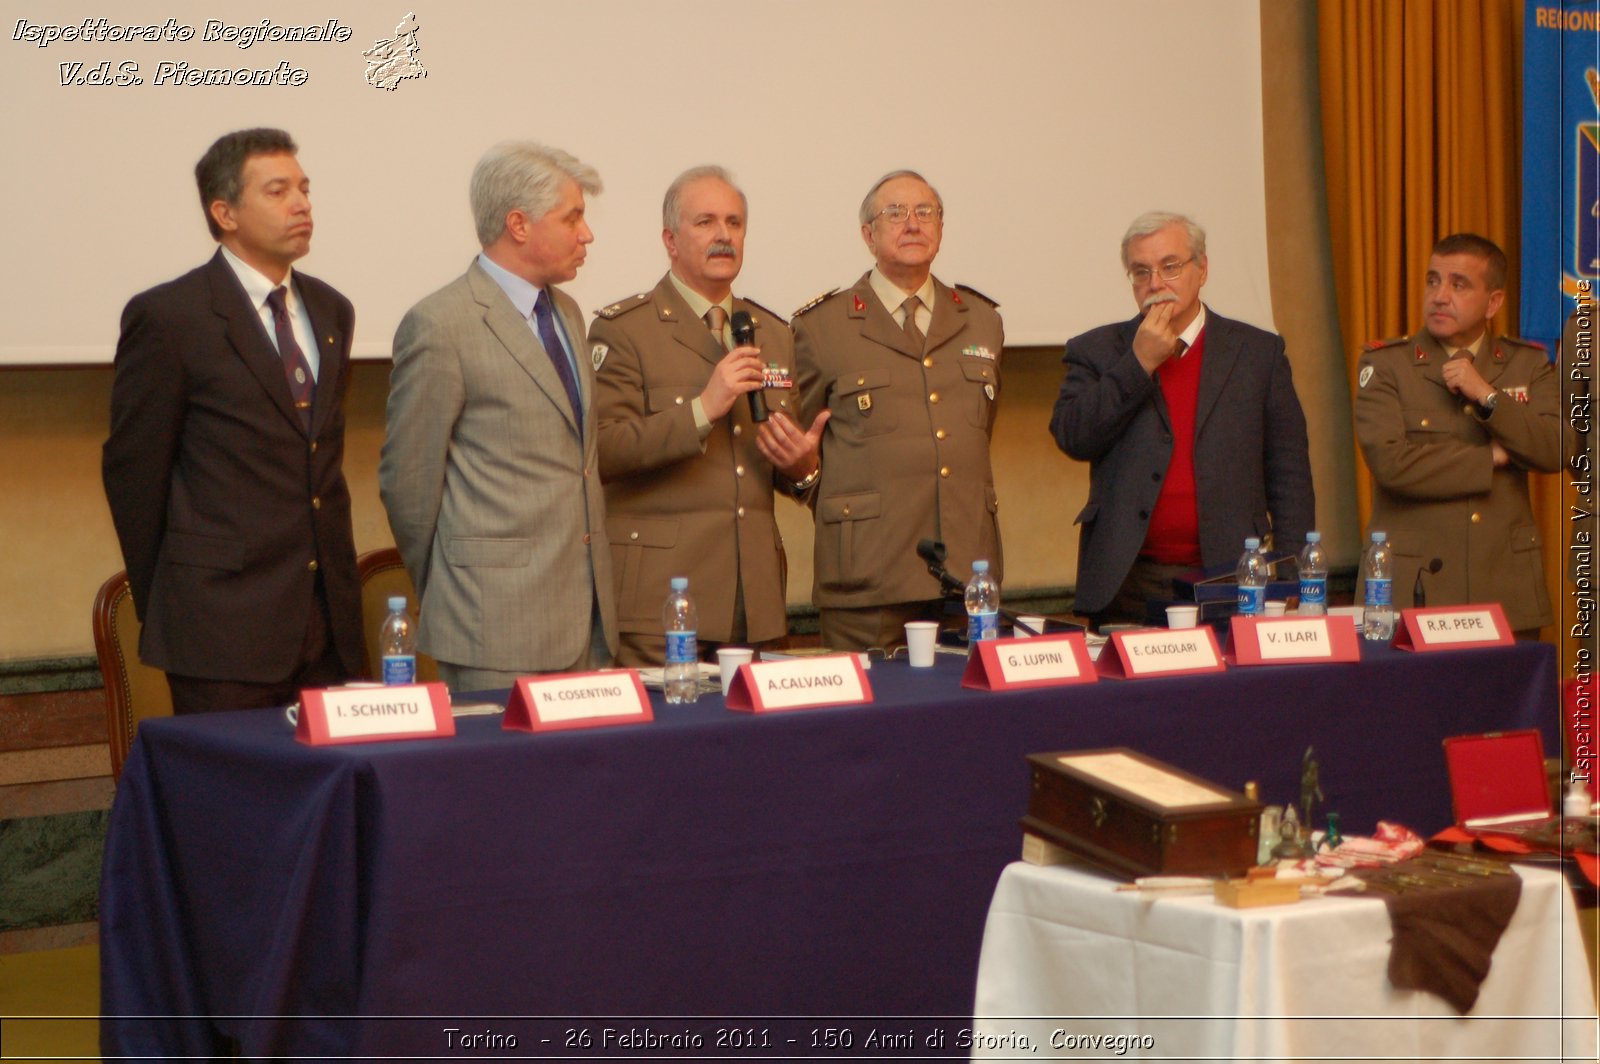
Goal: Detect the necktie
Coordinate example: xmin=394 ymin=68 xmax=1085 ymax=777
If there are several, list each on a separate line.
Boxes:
xmin=266 ymin=286 xmax=314 ymax=431
xmin=533 ymin=290 xmax=583 ymax=424
xmin=705 ymin=306 xmax=729 ymax=351
xmin=902 ymin=294 xmax=925 ymax=351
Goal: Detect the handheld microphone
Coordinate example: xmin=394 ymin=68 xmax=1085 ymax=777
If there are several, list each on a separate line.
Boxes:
xmin=1413 ymin=558 xmax=1443 ymax=607
xmin=731 ymin=310 xmax=767 ymax=422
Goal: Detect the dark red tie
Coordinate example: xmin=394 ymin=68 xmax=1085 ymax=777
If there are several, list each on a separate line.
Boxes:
xmin=267 ymin=286 xmax=314 ymax=431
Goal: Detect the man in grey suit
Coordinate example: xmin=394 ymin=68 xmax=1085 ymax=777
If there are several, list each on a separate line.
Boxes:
xmin=1050 ymin=210 xmax=1314 ymax=628
xmin=380 ymin=142 xmax=617 ymax=689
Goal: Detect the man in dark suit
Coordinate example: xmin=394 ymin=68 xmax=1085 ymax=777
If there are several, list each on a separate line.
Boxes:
xmin=103 ymin=128 xmax=364 ymax=713
xmin=1050 ymin=210 xmax=1314 ymax=628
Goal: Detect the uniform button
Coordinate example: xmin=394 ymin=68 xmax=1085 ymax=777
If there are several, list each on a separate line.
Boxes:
xmin=842 ymin=505 xmax=851 ymax=516
xmin=779 ymin=398 xmax=789 ymax=409
xmin=630 ymin=531 xmax=640 ymax=541
xmin=311 ymin=496 xmax=321 ymax=509
xmin=737 ymin=506 xmax=746 ymax=518
xmin=310 ymin=441 xmax=318 ymax=454
xmin=1461 ymin=405 xmax=1473 ymax=416
xmin=929 ymin=392 xmax=940 ymax=403
xmin=939 ymin=466 xmax=951 ymax=478
xmin=735 ymin=465 xmax=746 ymax=477
xmin=675 ymin=395 xmax=685 ymax=405
xmin=582 ymin=533 xmax=591 ymax=545
xmin=856 ymin=376 xmax=866 ymax=386
xmin=1420 ymin=418 xmax=1430 ymax=427
xmin=308 ymin=560 xmax=319 ymax=572
xmin=923 ymin=356 xmax=934 ymax=367
xmin=981 ymin=368 xmax=991 ymax=378
xmin=1471 ymin=512 xmax=1481 ymax=524
xmin=935 ymin=428 xmax=947 ymax=440
xmin=732 ymin=424 xmax=742 ymax=437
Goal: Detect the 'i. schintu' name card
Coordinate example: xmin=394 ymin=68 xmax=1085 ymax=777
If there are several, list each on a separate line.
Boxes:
xmin=296 ymin=683 xmax=454 ymax=745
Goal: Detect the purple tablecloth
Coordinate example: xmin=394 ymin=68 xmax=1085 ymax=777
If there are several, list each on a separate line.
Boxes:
xmin=99 ymin=641 xmax=1558 ymax=1058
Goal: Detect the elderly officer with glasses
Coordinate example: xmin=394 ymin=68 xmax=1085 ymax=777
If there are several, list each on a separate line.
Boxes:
xmin=1050 ymin=210 xmax=1314 ymax=630
xmin=793 ymin=169 xmax=1006 ymax=652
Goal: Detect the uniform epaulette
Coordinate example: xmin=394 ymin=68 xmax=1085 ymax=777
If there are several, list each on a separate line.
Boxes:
xmin=739 ymin=297 xmax=788 ymax=325
xmin=593 ymin=292 xmax=651 ymax=319
xmin=954 ymin=283 xmax=999 ymax=308
xmin=1362 ymin=336 xmax=1408 ymax=351
xmin=1500 ymin=335 xmax=1549 ymax=352
xmin=791 ymin=288 xmax=839 ymax=318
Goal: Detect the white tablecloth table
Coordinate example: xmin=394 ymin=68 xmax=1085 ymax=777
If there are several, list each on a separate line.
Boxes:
xmin=973 ymin=859 xmax=1597 ymax=1062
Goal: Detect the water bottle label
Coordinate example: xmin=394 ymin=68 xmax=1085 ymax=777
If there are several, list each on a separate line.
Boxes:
xmin=1364 ymin=578 xmax=1392 ymax=608
xmin=968 ymin=610 xmax=999 ymax=642
xmin=665 ymin=631 xmax=698 ymax=665
xmin=1236 ymin=586 xmax=1265 ymax=615
xmin=381 ymin=654 xmax=416 ymax=685
xmin=1299 ymin=577 xmax=1327 ymax=606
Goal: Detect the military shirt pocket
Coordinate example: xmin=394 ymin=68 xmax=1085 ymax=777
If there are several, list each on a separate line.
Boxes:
xmin=833 ymin=370 xmax=898 ymax=436
xmin=817 ymin=492 xmax=881 ymax=590
xmin=1400 ymin=408 xmax=1454 ymax=441
xmin=646 ymin=385 xmax=697 ymax=415
xmin=959 ymin=357 xmax=999 ymax=429
xmin=606 ymin=516 xmax=679 ymax=621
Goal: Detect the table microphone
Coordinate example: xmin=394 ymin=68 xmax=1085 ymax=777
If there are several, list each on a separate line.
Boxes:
xmin=916 ymin=539 xmax=966 ymax=598
xmin=731 ymin=311 xmax=767 ymax=422
xmin=1414 ymin=558 xmax=1443 ymax=607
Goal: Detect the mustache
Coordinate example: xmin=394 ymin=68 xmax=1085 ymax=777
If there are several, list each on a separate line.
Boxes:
xmin=707 ymin=242 xmax=737 ymax=258
xmin=1141 ymin=291 xmax=1180 ymax=310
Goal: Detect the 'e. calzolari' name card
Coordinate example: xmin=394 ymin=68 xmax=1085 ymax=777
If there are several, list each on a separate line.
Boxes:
xmin=963 ymin=633 xmax=1097 ymax=691
xmin=1394 ymin=604 xmax=1513 ymax=651
xmin=1098 ymin=627 xmax=1225 ymax=679
xmin=1229 ymin=615 xmax=1359 ymax=665
xmin=503 ymin=670 xmax=653 ymax=733
xmin=725 ymin=655 xmax=873 ymax=713
xmin=296 ymin=683 xmax=453 ymax=745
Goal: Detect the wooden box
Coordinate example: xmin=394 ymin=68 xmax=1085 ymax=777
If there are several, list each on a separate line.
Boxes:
xmin=1020 ymin=748 xmax=1261 ymax=880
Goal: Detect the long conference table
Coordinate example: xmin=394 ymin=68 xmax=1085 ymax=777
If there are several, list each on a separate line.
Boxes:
xmin=100 ymin=641 xmax=1561 ymax=1059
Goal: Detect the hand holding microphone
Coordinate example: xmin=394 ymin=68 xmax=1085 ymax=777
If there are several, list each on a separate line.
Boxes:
xmin=731 ymin=310 xmax=768 ymax=422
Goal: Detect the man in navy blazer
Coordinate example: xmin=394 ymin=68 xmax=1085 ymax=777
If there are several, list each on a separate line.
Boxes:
xmin=103 ymin=128 xmax=364 ymax=713
xmin=1050 ymin=211 xmax=1314 ymax=627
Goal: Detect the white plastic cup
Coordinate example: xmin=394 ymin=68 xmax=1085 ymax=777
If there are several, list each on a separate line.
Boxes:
xmin=716 ymin=647 xmax=754 ymax=695
xmin=1263 ymin=600 xmax=1287 ymax=617
xmin=905 ymin=621 xmax=939 ymax=667
xmin=1014 ymin=615 xmax=1047 ymax=638
xmin=1165 ymin=605 xmax=1199 ymax=629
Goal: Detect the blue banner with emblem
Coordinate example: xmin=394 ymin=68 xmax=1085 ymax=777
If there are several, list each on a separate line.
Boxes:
xmin=1522 ymin=2 xmax=1600 ymax=348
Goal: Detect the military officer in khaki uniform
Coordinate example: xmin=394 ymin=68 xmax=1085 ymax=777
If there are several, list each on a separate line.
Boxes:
xmin=794 ymin=170 xmax=1004 ymax=652
xmin=1355 ymin=233 xmax=1561 ymax=635
xmin=591 ymin=166 xmax=826 ymax=666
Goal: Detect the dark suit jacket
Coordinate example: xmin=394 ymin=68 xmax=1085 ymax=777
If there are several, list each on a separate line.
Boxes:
xmin=103 ymin=250 xmax=364 ymax=682
xmin=1050 ymin=308 xmax=1315 ymax=615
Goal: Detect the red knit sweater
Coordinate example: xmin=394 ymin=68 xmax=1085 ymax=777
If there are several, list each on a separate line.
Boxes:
xmin=1142 ymin=329 xmax=1205 ymax=565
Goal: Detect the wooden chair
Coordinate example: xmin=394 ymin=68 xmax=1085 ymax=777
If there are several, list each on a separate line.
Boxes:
xmin=356 ymin=547 xmax=439 ymax=683
xmin=92 ymin=571 xmax=173 ymax=783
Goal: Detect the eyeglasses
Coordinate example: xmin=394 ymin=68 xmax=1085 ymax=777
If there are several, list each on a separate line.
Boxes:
xmin=1127 ymin=258 xmax=1194 ymax=285
xmin=874 ymin=203 xmax=943 ymax=226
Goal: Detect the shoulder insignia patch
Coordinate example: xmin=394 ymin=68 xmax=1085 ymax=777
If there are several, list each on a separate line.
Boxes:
xmin=1362 ymin=336 xmax=1408 ymax=352
xmin=591 ymin=343 xmax=609 ymax=371
xmin=593 ymin=292 xmax=651 ymax=320
xmin=954 ymin=283 xmax=999 ymax=308
xmin=791 ymin=288 xmax=840 ymax=318
xmin=1358 ymin=364 xmax=1375 ymax=389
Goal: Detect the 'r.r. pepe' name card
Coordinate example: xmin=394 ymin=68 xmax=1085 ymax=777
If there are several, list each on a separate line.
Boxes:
xmin=725 ymin=655 xmax=873 ymax=713
xmin=1394 ymin=604 xmax=1513 ymax=651
xmin=1097 ymin=627 xmax=1226 ymax=679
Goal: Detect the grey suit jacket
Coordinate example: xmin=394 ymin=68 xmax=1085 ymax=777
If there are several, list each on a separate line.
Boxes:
xmin=1050 ymin=308 xmax=1315 ymax=615
xmin=379 ymin=260 xmax=617 ymax=671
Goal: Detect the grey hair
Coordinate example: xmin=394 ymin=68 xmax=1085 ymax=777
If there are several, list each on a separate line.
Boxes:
xmin=470 ymin=141 xmax=602 ymax=247
xmin=1120 ymin=210 xmax=1207 ymax=270
xmin=858 ymin=169 xmax=943 ymax=226
xmin=662 ymin=165 xmax=747 ymax=231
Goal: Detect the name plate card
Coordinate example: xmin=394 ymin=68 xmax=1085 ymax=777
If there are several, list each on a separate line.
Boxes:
xmin=503 ymin=670 xmax=653 ymax=733
xmin=962 ymin=633 xmax=1097 ymax=691
xmin=1097 ymin=627 xmax=1225 ymax=680
xmin=1394 ymin=604 xmax=1513 ymax=651
xmin=296 ymin=683 xmax=454 ymax=745
xmin=1229 ymin=616 xmax=1359 ymax=666
xmin=725 ymin=655 xmax=873 ymax=713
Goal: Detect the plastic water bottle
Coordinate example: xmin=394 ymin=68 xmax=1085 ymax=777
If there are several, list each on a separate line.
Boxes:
xmin=1362 ymin=531 xmax=1395 ymax=641
xmin=378 ymin=595 xmax=417 ymax=685
xmin=1297 ymin=531 xmax=1328 ymax=616
xmin=1235 ymin=538 xmax=1268 ymax=616
xmin=663 ymin=576 xmax=699 ymax=704
xmin=965 ymin=560 xmax=1000 ymax=643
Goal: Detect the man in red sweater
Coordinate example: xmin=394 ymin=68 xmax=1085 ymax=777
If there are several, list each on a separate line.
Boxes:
xmin=1050 ymin=211 xmax=1315 ymax=628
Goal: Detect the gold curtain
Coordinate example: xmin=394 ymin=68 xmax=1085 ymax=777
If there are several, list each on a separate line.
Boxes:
xmin=1319 ymin=0 xmax=1564 ymax=641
